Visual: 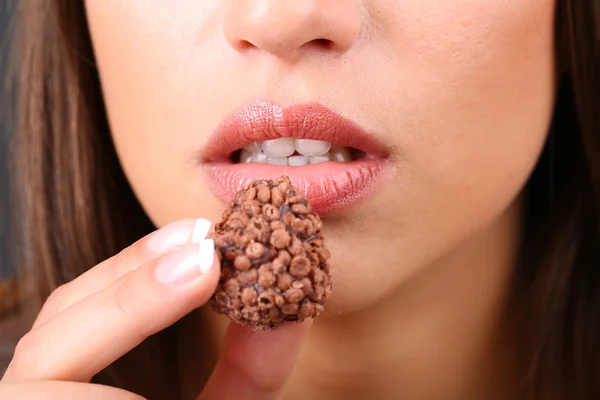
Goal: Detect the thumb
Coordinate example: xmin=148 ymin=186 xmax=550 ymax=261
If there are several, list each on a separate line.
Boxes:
xmin=198 ymin=320 xmax=311 ymax=400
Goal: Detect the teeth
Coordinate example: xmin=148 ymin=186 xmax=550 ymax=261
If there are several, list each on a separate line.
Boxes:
xmin=243 ymin=141 xmax=262 ymax=153
xmin=267 ymin=157 xmax=288 ymax=166
xmin=288 ymin=155 xmax=309 ymax=166
xmin=239 ymin=149 xmax=252 ymax=163
xmin=251 ymin=153 xmax=267 ymax=163
xmin=330 ymin=146 xmax=351 ymax=162
xmin=238 ymin=139 xmax=353 ymax=166
xmin=309 ymin=154 xmax=331 ymax=164
xmin=262 ymin=138 xmax=296 ymax=158
xmin=295 ymin=139 xmax=332 ymax=157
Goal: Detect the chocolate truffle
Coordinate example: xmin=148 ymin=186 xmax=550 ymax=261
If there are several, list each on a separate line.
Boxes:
xmin=210 ymin=176 xmax=332 ymax=331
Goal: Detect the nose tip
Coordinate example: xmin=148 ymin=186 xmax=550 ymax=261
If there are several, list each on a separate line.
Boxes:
xmin=224 ymin=0 xmax=361 ymax=58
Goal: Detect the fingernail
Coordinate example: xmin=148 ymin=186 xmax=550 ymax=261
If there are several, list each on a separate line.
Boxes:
xmin=147 ymin=218 xmax=212 ymax=254
xmin=192 ymin=218 xmax=212 ymax=244
xmin=199 ymin=239 xmax=215 ymax=274
xmin=155 ymin=240 xmax=215 ymax=285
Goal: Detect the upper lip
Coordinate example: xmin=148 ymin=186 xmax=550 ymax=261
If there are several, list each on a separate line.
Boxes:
xmin=202 ymin=100 xmax=389 ymax=162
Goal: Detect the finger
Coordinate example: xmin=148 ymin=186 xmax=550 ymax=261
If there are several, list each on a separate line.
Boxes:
xmin=0 ymin=381 xmax=144 ymax=400
xmin=198 ymin=321 xmax=312 ymax=400
xmin=33 ymin=218 xmax=212 ymax=328
xmin=4 ymin=240 xmax=219 ymax=383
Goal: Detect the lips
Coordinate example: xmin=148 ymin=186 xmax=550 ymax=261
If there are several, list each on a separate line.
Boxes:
xmin=201 ymin=101 xmax=391 ymax=215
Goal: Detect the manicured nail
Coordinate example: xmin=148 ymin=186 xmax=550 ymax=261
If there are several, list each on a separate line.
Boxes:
xmin=147 ymin=218 xmax=212 ymax=254
xmin=199 ymin=239 xmax=215 ymax=274
xmin=155 ymin=239 xmax=215 ymax=285
xmin=192 ymin=218 xmax=212 ymax=244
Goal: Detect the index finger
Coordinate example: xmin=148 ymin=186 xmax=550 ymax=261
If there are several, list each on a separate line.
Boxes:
xmin=34 ymin=218 xmax=212 ymax=328
xmin=198 ymin=321 xmax=312 ymax=400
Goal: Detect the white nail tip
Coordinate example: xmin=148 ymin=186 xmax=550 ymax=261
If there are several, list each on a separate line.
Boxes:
xmin=199 ymin=239 xmax=215 ymax=274
xmin=192 ymin=218 xmax=212 ymax=244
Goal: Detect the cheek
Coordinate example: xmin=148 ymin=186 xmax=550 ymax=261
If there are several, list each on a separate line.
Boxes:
xmin=381 ymin=0 xmax=556 ymax=228
xmin=323 ymin=1 xmax=556 ymax=310
xmin=85 ymin=0 xmax=227 ymax=225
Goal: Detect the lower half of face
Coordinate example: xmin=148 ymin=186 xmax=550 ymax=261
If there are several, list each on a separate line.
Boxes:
xmin=86 ymin=0 xmax=556 ymax=315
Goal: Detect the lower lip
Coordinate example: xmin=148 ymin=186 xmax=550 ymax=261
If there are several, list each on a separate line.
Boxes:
xmin=203 ymin=158 xmax=391 ymax=215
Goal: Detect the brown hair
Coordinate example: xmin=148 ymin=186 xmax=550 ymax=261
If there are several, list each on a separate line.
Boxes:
xmin=5 ymin=0 xmax=600 ymax=398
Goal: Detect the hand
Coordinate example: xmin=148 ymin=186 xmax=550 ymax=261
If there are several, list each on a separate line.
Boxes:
xmin=0 ymin=218 xmax=311 ymax=399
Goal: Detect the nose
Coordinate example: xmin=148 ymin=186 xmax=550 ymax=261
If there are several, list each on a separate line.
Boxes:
xmin=223 ymin=0 xmax=362 ymax=59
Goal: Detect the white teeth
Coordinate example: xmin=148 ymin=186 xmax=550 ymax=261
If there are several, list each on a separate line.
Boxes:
xmin=295 ymin=139 xmax=332 ymax=157
xmin=238 ymin=139 xmax=352 ymax=166
xmin=243 ymin=141 xmax=262 ymax=153
xmin=288 ymin=155 xmax=309 ymax=166
xmin=251 ymin=153 xmax=267 ymax=163
xmin=262 ymin=138 xmax=296 ymax=158
xmin=239 ymin=149 xmax=252 ymax=163
xmin=309 ymin=154 xmax=331 ymax=164
xmin=267 ymin=157 xmax=288 ymax=166
xmin=330 ymin=146 xmax=351 ymax=162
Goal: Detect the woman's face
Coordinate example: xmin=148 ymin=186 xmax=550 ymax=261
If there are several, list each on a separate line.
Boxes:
xmin=85 ymin=1 xmax=555 ymax=314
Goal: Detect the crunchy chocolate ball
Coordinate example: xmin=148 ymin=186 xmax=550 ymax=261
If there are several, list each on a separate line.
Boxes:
xmin=210 ymin=176 xmax=332 ymax=331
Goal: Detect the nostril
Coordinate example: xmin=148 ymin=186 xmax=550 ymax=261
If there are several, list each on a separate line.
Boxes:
xmin=223 ymin=1 xmax=361 ymax=58
xmin=237 ymin=40 xmax=255 ymax=50
xmin=309 ymin=38 xmax=334 ymax=50
xmin=236 ymin=38 xmax=333 ymax=53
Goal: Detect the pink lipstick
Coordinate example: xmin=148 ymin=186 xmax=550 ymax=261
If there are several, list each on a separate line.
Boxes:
xmin=201 ymin=101 xmax=391 ymax=215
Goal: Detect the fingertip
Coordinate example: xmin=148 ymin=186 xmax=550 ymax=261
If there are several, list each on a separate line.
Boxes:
xmin=192 ymin=218 xmax=213 ymax=244
xmin=199 ymin=239 xmax=216 ymax=274
xmin=145 ymin=218 xmax=200 ymax=255
xmin=193 ymin=248 xmax=221 ymax=300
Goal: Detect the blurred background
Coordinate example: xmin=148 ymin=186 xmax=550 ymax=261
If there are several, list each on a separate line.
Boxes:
xmin=0 ymin=2 xmax=10 ymax=280
xmin=0 ymin=2 xmax=20 ymax=372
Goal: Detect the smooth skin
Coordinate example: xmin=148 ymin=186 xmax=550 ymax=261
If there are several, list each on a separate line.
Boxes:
xmin=84 ymin=0 xmax=553 ymax=315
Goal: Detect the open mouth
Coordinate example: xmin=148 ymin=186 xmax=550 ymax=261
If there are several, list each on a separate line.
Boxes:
xmin=201 ymin=101 xmax=392 ymax=215
xmin=232 ymin=138 xmax=367 ymax=166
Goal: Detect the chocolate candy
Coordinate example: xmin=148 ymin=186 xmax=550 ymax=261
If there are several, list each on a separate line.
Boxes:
xmin=210 ymin=176 xmax=332 ymax=331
